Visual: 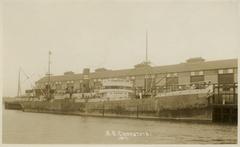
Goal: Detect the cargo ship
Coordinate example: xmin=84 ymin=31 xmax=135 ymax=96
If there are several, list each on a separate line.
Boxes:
xmin=4 ymin=51 xmax=238 ymax=123
xmin=5 ymin=75 xmax=237 ymax=123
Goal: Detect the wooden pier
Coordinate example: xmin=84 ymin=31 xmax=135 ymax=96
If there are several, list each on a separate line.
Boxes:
xmin=212 ymin=83 xmax=238 ymax=123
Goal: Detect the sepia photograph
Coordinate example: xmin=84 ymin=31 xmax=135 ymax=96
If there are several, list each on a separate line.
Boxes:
xmin=1 ymin=0 xmax=239 ymax=145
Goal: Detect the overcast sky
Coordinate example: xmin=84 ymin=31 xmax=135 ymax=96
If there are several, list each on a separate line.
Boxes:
xmin=2 ymin=0 xmax=239 ymax=96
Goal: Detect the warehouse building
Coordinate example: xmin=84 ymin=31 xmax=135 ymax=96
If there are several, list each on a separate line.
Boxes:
xmin=35 ymin=57 xmax=238 ymax=96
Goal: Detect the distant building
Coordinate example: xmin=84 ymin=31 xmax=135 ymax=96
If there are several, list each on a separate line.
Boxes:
xmin=35 ymin=57 xmax=238 ymax=95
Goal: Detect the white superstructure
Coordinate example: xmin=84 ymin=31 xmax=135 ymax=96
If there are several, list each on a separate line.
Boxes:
xmin=99 ymin=78 xmax=134 ymax=100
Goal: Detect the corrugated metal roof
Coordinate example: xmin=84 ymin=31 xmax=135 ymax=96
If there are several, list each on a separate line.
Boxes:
xmin=36 ymin=58 xmax=237 ymax=83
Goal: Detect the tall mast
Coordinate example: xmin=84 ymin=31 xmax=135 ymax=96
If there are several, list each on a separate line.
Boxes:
xmin=144 ymin=30 xmax=148 ymax=94
xmin=48 ymin=50 xmax=51 ymax=99
xmin=146 ymin=30 xmax=148 ymax=64
xmin=17 ymin=67 xmax=21 ymax=97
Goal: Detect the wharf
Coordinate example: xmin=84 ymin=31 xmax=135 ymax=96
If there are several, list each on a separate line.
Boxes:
xmin=211 ymin=83 xmax=238 ymax=123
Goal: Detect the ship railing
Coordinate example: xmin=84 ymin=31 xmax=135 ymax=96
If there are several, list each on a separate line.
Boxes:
xmin=154 ymin=82 xmax=213 ymax=94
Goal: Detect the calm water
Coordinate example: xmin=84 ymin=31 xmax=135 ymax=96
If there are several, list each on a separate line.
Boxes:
xmin=2 ymin=109 xmax=237 ymax=144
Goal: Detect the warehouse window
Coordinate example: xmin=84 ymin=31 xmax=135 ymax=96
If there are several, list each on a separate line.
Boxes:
xmin=199 ymin=71 xmax=204 ymax=75
xmin=218 ymin=73 xmax=234 ymax=84
xmin=167 ymin=73 xmax=178 ymax=77
xmin=190 ymin=72 xmax=195 ymax=76
xmin=218 ymin=73 xmax=234 ymax=91
xmin=166 ymin=77 xmax=178 ymax=85
xmin=227 ymin=69 xmax=233 ymax=73
xmin=218 ymin=69 xmax=224 ymax=74
xmin=190 ymin=75 xmax=204 ymax=83
xmin=191 ymin=71 xmax=204 ymax=76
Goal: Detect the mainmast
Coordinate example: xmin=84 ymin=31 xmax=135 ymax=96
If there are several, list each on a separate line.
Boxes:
xmin=17 ymin=67 xmax=22 ymax=97
xmin=146 ymin=30 xmax=148 ymax=64
xmin=47 ymin=50 xmax=51 ymax=99
xmin=145 ymin=29 xmax=151 ymax=65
